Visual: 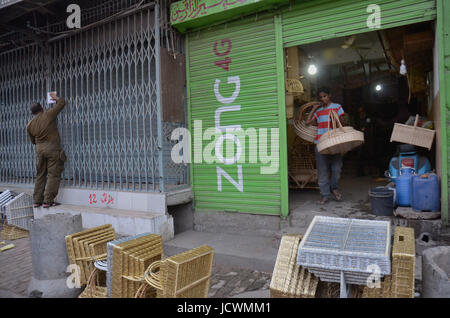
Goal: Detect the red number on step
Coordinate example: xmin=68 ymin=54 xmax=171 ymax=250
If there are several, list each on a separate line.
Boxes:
xmin=89 ymin=194 xmax=97 ymax=204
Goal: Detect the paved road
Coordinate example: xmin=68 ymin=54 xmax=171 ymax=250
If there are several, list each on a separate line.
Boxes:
xmin=0 ymin=234 xmax=271 ymax=298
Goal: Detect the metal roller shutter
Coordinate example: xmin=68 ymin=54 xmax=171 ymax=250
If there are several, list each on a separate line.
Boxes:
xmin=187 ymin=13 xmax=287 ymax=215
xmin=282 ymin=0 xmax=437 ymax=47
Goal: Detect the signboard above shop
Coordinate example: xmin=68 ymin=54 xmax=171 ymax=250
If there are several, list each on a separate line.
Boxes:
xmin=170 ymin=0 xmax=288 ymax=32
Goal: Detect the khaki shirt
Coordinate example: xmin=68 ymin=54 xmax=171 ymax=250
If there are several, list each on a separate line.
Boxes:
xmin=26 ymin=98 xmax=66 ymax=151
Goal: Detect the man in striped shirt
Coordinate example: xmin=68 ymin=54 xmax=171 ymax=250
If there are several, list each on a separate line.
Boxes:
xmin=306 ymin=87 xmax=346 ymax=204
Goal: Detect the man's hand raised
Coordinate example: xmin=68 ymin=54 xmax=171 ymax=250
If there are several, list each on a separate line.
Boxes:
xmin=49 ymin=92 xmax=59 ymax=101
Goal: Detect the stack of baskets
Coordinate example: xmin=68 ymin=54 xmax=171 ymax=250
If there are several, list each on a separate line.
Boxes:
xmin=270 ymin=234 xmax=319 ymax=298
xmin=142 ymin=245 xmax=214 ymax=298
xmin=107 ymin=233 xmax=163 ymax=298
xmin=293 ymin=101 xmax=319 ymax=143
xmin=317 ymin=110 xmax=364 ymax=155
xmin=65 ymin=224 xmax=116 ymax=287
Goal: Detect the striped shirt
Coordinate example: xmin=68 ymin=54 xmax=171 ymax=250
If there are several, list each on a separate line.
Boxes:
xmin=313 ymin=103 xmax=345 ymax=144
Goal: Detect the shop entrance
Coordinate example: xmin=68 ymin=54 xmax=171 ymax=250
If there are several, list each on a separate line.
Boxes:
xmin=285 ymin=21 xmax=440 ymax=217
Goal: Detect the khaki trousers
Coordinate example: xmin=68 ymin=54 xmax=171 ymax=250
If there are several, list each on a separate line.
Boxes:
xmin=33 ymin=146 xmax=65 ymax=204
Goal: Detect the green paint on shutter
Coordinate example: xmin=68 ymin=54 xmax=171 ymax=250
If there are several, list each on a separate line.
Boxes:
xmin=281 ymin=0 xmax=437 ymax=47
xmin=437 ymin=0 xmax=449 ymax=225
xmin=186 ymin=13 xmax=287 ymax=215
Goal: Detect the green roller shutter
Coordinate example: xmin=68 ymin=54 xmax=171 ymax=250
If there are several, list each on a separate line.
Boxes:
xmin=437 ymin=0 xmax=449 ymax=224
xmin=186 ymin=13 xmax=288 ymax=216
xmin=282 ymin=0 xmax=437 ymax=47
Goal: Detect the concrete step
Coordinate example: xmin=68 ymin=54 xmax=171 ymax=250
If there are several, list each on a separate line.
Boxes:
xmin=163 ymin=230 xmax=280 ymax=273
xmin=33 ymin=204 xmax=174 ymax=241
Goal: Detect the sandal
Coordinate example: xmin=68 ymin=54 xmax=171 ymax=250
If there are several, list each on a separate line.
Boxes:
xmin=42 ymin=202 xmax=61 ymax=208
xmin=33 ymin=203 xmax=42 ymax=208
xmin=317 ymin=197 xmax=330 ymax=205
xmin=332 ymin=190 xmax=343 ymax=202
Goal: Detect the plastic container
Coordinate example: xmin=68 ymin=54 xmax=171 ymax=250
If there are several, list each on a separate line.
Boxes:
xmin=396 ymin=168 xmax=414 ymax=207
xmin=411 ymin=173 xmax=440 ymax=212
xmin=369 ymin=187 xmax=394 ymax=216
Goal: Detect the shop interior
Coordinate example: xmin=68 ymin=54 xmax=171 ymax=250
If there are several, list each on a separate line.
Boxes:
xmin=286 ymin=21 xmax=440 ymax=215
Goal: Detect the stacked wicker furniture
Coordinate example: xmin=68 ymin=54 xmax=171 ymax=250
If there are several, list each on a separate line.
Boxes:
xmin=139 ymin=245 xmax=214 ymax=298
xmin=317 ymin=110 xmax=364 ymax=155
xmin=270 ymin=234 xmax=319 ymax=298
xmin=288 ymin=136 xmax=318 ymax=189
xmin=65 ymin=224 xmax=116 ymax=287
xmin=390 ymin=227 xmax=415 ymax=298
xmin=107 ymin=233 xmax=163 ymax=298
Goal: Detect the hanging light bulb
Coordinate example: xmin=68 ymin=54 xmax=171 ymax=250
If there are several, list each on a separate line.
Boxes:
xmin=308 ymin=64 xmax=317 ymax=75
xmin=400 ymin=59 xmax=407 ymax=75
xmin=375 ymin=84 xmax=382 ymax=91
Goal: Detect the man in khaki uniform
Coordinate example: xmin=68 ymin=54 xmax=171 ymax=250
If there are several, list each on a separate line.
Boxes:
xmin=26 ymin=93 xmax=67 ymax=208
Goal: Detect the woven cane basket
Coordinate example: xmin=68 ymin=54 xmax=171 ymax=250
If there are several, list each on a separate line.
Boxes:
xmin=390 ymin=114 xmax=435 ymax=150
xmin=109 ymin=234 xmax=163 ymax=298
xmin=293 ymin=101 xmax=320 ymax=143
xmin=390 ymin=227 xmax=415 ymax=298
xmin=65 ymin=224 xmax=115 ymax=286
xmin=78 ymin=267 xmax=108 ymax=298
xmin=270 ymin=234 xmax=319 ymax=298
xmin=143 ymin=245 xmax=214 ymax=298
xmin=317 ymin=110 xmax=364 ymax=155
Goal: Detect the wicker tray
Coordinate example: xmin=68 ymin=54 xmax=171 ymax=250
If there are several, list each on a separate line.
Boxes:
xmin=390 ymin=115 xmax=435 ymax=150
xmin=293 ymin=101 xmax=319 ymax=143
xmin=317 ymin=110 xmax=364 ymax=155
xmin=270 ymin=234 xmax=319 ymax=298
xmin=0 ymin=223 xmax=29 ymax=240
xmin=144 ymin=245 xmax=214 ymax=298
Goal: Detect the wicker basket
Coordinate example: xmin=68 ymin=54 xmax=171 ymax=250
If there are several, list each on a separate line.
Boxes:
xmin=65 ymin=224 xmax=115 ymax=286
xmin=391 ymin=227 xmax=415 ymax=298
xmin=317 ymin=110 xmax=364 ymax=155
xmin=143 ymin=245 xmax=214 ymax=298
xmin=390 ymin=114 xmax=435 ymax=150
xmin=270 ymin=234 xmax=319 ymax=298
xmin=78 ymin=267 xmax=108 ymax=298
xmin=361 ymin=275 xmax=392 ymax=298
xmin=0 ymin=223 xmax=29 ymax=240
xmin=110 ymin=234 xmax=163 ymax=298
xmin=293 ymin=101 xmax=320 ymax=143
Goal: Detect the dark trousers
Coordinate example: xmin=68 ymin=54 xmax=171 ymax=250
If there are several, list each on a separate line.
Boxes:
xmin=314 ymin=146 xmax=343 ymax=199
